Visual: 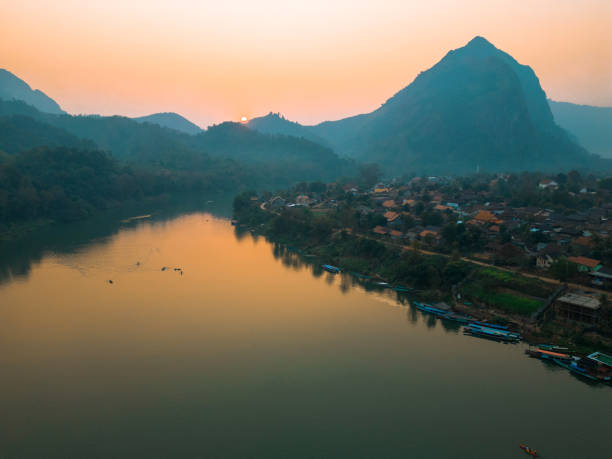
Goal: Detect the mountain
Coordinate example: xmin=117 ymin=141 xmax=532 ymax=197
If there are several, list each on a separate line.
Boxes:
xmin=133 ymin=112 xmax=202 ymax=135
xmin=549 ymin=100 xmax=612 ymax=158
xmin=193 ymin=122 xmax=354 ymax=182
xmin=0 ymin=99 xmax=352 ymax=182
xmin=250 ymin=37 xmax=597 ymax=174
xmin=247 ymin=112 xmax=327 ymax=146
xmin=0 ymin=69 xmax=65 ymax=115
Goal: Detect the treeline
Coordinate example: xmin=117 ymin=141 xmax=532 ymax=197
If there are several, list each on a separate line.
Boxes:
xmin=0 ymin=146 xmax=260 ymax=230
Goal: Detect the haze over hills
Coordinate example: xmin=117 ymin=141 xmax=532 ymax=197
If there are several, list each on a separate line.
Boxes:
xmin=548 ymin=100 xmax=612 ymax=158
xmin=133 ymin=112 xmax=203 ymax=135
xmin=0 ymin=69 xmax=65 ymax=115
xmin=249 ymin=37 xmax=602 ymax=174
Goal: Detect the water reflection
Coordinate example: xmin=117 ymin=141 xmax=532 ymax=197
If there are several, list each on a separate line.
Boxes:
xmin=0 ymin=193 xmax=233 ymax=286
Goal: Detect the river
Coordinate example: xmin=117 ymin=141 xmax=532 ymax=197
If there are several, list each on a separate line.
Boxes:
xmin=0 ymin=196 xmax=609 ymax=458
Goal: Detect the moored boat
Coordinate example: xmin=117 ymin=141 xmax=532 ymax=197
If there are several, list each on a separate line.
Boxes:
xmin=525 ymin=347 xmax=572 ymax=363
xmin=322 ymin=264 xmax=341 ymax=273
xmin=442 ymin=311 xmax=473 ymax=324
xmin=537 ymin=343 xmax=570 ymax=353
xmin=519 ymin=444 xmax=539 ymax=457
xmin=464 ymin=323 xmax=521 ymax=342
xmin=414 ymin=302 xmax=449 ymax=318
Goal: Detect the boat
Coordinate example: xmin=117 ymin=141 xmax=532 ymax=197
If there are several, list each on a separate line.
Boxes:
xmin=525 ymin=347 xmax=572 ymax=363
xmin=322 ymin=264 xmax=341 ymax=273
xmin=469 ymin=320 xmax=510 ymax=331
xmin=414 ymin=302 xmax=449 ymax=318
xmin=393 ymin=285 xmax=412 ymax=293
xmin=537 ymin=344 xmax=570 ymax=353
xmin=375 ymin=281 xmax=391 ymax=287
xmin=442 ymin=311 xmax=473 ymax=324
xmin=519 ymin=444 xmax=539 ymax=457
xmin=552 ymin=357 xmax=601 ymax=382
xmin=464 ymin=323 xmax=521 ymax=342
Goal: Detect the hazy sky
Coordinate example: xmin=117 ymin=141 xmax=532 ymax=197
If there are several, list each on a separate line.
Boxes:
xmin=1 ymin=0 xmax=611 ymax=127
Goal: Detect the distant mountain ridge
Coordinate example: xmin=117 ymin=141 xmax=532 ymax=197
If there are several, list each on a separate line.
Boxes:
xmin=247 ymin=113 xmax=328 ymax=146
xmin=548 ymin=100 xmax=612 ymax=158
xmin=133 ymin=112 xmax=202 ymax=135
xmin=0 ymin=69 xmax=65 ymax=115
xmin=249 ymin=37 xmax=600 ymax=173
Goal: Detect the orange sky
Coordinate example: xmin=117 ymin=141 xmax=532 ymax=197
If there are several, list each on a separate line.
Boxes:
xmin=1 ymin=0 xmax=611 ymax=127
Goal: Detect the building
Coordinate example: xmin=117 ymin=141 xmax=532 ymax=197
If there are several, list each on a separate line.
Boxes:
xmin=296 ymin=195 xmax=311 ymax=206
xmin=554 ymin=293 xmax=601 ymax=324
xmin=567 ymin=256 xmax=601 ymax=272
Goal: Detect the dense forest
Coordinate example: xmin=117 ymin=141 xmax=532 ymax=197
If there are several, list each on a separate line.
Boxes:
xmin=0 ymin=99 xmax=355 ymax=235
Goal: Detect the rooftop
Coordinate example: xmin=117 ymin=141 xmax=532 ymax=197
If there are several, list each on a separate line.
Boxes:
xmin=557 ymin=293 xmax=601 ymax=310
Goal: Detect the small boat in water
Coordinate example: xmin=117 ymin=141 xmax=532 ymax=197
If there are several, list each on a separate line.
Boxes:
xmin=322 ymin=264 xmax=341 ymax=273
xmin=442 ymin=311 xmax=473 ymax=324
xmin=537 ymin=344 xmax=570 ymax=353
xmin=554 ymin=352 xmax=612 ymax=382
xmin=393 ymin=285 xmax=412 ymax=293
xmin=525 ymin=347 xmax=572 ymax=363
xmin=519 ymin=444 xmax=539 ymax=457
xmin=469 ymin=321 xmax=510 ymax=331
xmin=464 ymin=323 xmax=521 ymax=342
xmin=414 ymin=302 xmax=449 ymax=318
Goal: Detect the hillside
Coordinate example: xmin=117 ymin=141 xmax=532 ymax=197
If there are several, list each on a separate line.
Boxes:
xmin=133 ymin=112 xmax=202 ymax=135
xmin=0 ymin=69 xmax=65 ymax=115
xmin=247 ymin=112 xmax=328 ymax=146
xmin=549 ymin=100 xmax=612 ymax=158
xmin=250 ymin=37 xmax=600 ymax=174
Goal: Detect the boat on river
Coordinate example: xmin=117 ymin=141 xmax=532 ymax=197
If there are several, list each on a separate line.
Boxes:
xmin=537 ymin=344 xmax=570 ymax=353
xmin=469 ymin=320 xmax=510 ymax=331
xmin=464 ymin=323 xmax=521 ymax=342
xmin=413 ymin=302 xmax=449 ymax=318
xmin=442 ymin=311 xmax=473 ymax=324
xmin=322 ymin=264 xmax=341 ymax=273
xmin=393 ymin=285 xmax=413 ymax=293
xmin=525 ymin=347 xmax=572 ymax=363
xmin=519 ymin=444 xmax=539 ymax=457
xmin=554 ymin=352 xmax=612 ymax=382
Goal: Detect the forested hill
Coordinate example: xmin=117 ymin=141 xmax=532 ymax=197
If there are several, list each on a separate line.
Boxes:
xmin=246 ymin=37 xmax=606 ymax=174
xmin=0 ymin=99 xmax=353 ymax=180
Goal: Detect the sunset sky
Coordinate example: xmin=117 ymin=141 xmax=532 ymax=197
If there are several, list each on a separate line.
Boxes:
xmin=1 ymin=0 xmax=611 ymax=127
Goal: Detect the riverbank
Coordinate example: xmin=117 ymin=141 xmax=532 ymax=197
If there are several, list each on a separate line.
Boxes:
xmin=233 ymin=193 xmax=612 ymax=355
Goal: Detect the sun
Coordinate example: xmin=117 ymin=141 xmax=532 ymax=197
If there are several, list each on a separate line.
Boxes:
xmin=240 ymin=116 xmax=248 ymax=123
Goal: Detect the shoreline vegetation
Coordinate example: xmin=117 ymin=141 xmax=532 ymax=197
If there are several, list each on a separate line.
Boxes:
xmin=232 ymin=181 xmax=612 ymax=357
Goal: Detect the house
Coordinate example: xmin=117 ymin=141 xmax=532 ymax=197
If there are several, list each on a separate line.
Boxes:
xmin=473 ymin=210 xmax=503 ymax=225
xmin=567 ymin=256 xmax=601 ymax=272
xmin=389 ymin=230 xmax=403 ymax=239
xmin=382 ymin=200 xmax=397 ymax=209
xmin=384 ymin=211 xmax=401 ymax=225
xmin=373 ymin=226 xmax=390 ymax=236
xmin=554 ymin=293 xmax=601 ymax=324
xmin=538 ymin=179 xmax=559 ymax=190
xmin=296 ymin=195 xmax=311 ymax=206
xmin=536 ymin=254 xmax=555 ymax=270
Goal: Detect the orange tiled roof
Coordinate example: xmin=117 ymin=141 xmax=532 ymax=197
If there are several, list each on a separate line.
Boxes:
xmin=384 ymin=211 xmax=400 ymax=222
xmin=382 ymin=200 xmax=396 ymax=208
xmin=567 ymin=256 xmax=600 ymax=268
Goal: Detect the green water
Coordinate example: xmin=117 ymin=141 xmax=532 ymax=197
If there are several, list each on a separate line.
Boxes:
xmin=0 ymin=199 xmax=609 ymax=458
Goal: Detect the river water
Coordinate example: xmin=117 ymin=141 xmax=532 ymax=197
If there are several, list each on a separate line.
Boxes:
xmin=0 ymin=197 xmax=609 ymax=458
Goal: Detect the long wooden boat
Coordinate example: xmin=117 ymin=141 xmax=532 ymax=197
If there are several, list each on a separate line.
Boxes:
xmin=414 ymin=302 xmax=449 ymax=318
xmin=525 ymin=348 xmax=572 ymax=363
xmin=464 ymin=323 xmax=521 ymax=342
xmin=469 ymin=320 xmax=510 ymax=331
xmin=537 ymin=344 xmax=570 ymax=353
xmin=442 ymin=312 xmax=473 ymax=324
xmin=552 ymin=358 xmax=599 ymax=381
xmin=519 ymin=444 xmax=539 ymax=457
